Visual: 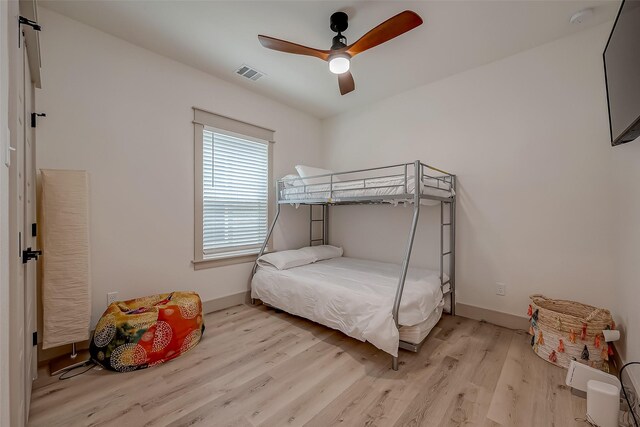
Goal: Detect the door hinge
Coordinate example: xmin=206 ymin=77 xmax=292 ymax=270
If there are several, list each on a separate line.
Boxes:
xmin=32 ymin=222 xmax=37 ymax=237
xmin=19 ymin=16 xmax=41 ymax=31
xmin=22 ymin=247 xmax=41 ymax=264
xmin=18 ymin=16 xmax=41 ymax=48
xmin=32 ymin=331 xmax=37 ymax=346
xmin=31 ymin=113 xmax=46 ymax=128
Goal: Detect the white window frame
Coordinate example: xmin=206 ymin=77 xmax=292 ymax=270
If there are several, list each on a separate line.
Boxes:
xmin=192 ymin=107 xmax=274 ymax=270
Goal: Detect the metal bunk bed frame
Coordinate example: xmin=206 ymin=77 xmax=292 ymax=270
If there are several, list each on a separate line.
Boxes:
xmin=251 ymin=160 xmax=456 ymax=370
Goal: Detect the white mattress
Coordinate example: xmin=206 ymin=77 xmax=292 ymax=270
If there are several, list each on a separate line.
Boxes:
xmin=251 ymin=257 xmax=444 ymax=357
xmin=399 ymin=298 xmax=444 ymax=344
xmin=280 ymin=175 xmax=452 ymax=203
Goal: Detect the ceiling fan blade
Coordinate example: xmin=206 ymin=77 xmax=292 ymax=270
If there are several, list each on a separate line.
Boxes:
xmin=338 ymin=71 xmax=355 ymax=95
xmin=258 ymin=35 xmax=330 ymax=61
xmin=345 ymin=10 xmax=423 ymax=57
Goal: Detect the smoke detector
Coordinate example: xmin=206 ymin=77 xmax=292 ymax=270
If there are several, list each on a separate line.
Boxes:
xmin=570 ymin=8 xmax=594 ymax=24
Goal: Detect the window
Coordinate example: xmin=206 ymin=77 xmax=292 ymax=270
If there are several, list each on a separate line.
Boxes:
xmin=193 ymin=108 xmax=274 ymax=268
xmin=202 ymin=129 xmax=268 ymax=255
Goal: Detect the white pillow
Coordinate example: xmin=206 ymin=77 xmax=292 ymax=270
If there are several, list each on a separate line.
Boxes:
xmin=299 ymin=245 xmax=343 ymax=261
xmin=257 ymin=249 xmax=316 ymax=270
xmin=295 ymin=165 xmax=340 ymax=185
xmin=281 ymin=174 xmax=303 ymax=188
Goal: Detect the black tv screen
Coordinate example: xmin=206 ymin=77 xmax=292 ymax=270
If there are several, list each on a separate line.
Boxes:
xmin=604 ymin=0 xmax=640 ymax=146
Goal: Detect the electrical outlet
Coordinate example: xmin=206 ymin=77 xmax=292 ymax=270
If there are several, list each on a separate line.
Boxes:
xmin=496 ymin=283 xmax=506 ymax=296
xmin=107 ymin=292 xmax=118 ymax=305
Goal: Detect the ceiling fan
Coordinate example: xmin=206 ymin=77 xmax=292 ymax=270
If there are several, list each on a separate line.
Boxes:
xmin=258 ymin=10 xmax=423 ymax=96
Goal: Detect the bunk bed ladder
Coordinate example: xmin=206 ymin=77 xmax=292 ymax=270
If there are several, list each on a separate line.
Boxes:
xmin=309 ymin=205 xmax=329 ymax=246
xmin=439 ymin=177 xmax=456 ymax=316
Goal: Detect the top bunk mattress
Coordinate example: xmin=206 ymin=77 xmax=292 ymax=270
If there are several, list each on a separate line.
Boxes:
xmin=251 ymin=256 xmax=444 ymax=356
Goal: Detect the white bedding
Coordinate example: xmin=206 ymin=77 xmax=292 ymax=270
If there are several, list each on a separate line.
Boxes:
xmin=251 ymin=256 xmax=444 ymax=357
xmin=399 ymin=298 xmax=444 ymax=344
xmin=280 ymin=175 xmax=452 ymax=203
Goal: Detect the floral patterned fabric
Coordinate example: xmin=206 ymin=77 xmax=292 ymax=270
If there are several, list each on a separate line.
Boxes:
xmin=90 ymin=291 xmax=204 ymax=372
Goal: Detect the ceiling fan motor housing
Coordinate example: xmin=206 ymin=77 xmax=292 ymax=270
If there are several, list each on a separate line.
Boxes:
xmin=330 ymin=12 xmax=349 ymax=50
xmin=330 ymin=12 xmax=348 ymax=33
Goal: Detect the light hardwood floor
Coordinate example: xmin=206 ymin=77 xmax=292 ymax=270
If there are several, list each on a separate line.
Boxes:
xmin=29 ymin=304 xmax=589 ymax=427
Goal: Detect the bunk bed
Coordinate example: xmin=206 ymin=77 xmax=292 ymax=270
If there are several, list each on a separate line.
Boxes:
xmin=251 ymin=160 xmax=456 ymax=370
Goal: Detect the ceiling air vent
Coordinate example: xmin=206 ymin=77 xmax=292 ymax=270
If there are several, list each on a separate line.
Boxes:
xmin=236 ymin=65 xmax=265 ymax=81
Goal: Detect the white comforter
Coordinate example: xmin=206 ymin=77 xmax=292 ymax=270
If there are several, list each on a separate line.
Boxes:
xmin=251 ymin=257 xmax=444 ymax=357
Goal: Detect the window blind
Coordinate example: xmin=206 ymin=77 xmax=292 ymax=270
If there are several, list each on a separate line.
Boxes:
xmin=202 ymin=129 xmax=269 ymax=256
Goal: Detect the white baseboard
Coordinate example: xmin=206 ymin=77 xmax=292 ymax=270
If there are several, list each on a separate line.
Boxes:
xmin=203 ymin=297 xmax=531 ymax=330
xmin=456 ymin=303 xmax=529 ymax=331
xmin=38 ymin=341 xmax=90 ymax=365
xmin=202 ymin=291 xmax=250 ymax=314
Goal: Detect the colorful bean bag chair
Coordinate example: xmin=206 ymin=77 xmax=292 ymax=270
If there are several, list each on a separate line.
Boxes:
xmin=90 ymin=291 xmax=204 ymax=372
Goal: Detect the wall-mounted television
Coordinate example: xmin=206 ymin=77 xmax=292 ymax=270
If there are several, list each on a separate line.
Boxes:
xmin=604 ymin=0 xmax=640 ymax=146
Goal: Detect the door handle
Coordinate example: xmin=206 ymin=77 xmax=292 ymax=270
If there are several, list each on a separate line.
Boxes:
xmin=22 ymin=247 xmax=42 ymax=264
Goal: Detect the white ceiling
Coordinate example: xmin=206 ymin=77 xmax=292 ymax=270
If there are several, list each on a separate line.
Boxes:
xmin=40 ymin=0 xmax=620 ymax=118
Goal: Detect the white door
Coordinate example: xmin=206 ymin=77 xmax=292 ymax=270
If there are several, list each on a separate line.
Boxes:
xmin=9 ymin=29 xmax=38 ymax=427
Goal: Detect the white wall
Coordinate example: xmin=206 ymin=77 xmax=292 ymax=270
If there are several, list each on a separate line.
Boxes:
xmin=611 ymin=139 xmax=640 ymax=373
xmin=322 ymin=23 xmax=616 ymax=318
xmin=608 ymin=0 xmax=640 ymax=383
xmin=35 ymin=9 xmax=322 ymax=326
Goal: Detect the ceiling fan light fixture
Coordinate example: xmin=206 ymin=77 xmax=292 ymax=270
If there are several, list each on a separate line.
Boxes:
xmin=328 ymin=54 xmax=350 ymax=74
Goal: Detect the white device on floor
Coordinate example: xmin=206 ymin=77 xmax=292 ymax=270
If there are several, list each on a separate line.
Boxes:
xmin=587 ymin=380 xmax=620 ymax=427
xmin=565 ymin=360 xmax=621 ymax=393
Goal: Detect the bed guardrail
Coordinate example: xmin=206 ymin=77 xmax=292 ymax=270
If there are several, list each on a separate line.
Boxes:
xmin=277 ymin=161 xmax=454 ymax=205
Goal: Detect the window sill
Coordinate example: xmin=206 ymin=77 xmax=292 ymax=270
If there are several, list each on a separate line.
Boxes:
xmin=192 ymin=249 xmax=269 ymax=270
xmin=192 ymin=254 xmax=257 ymax=270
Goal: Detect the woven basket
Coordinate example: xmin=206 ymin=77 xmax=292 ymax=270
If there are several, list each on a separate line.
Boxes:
xmin=528 ymin=294 xmax=614 ymax=371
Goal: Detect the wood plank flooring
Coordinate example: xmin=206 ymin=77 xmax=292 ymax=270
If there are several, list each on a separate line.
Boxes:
xmin=29 ymin=304 xmax=588 ymax=427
